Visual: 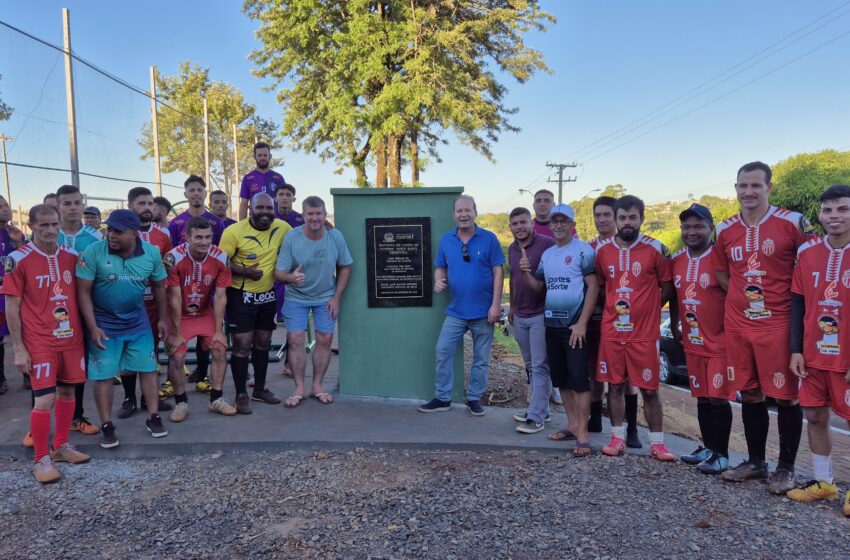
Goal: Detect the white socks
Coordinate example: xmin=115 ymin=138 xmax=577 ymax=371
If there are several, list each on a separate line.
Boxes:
xmin=812 ymin=453 xmax=833 ymax=484
xmin=649 ymin=431 xmax=664 ymax=445
xmin=612 ymin=425 xmax=625 ymax=439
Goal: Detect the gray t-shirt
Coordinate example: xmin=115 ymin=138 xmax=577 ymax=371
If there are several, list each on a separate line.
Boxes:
xmin=276 ymin=226 xmax=353 ymax=303
xmin=535 ymin=239 xmax=596 ymax=328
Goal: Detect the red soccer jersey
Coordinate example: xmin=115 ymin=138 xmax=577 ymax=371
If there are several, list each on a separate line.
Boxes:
xmin=672 ymin=245 xmax=726 ymax=357
xmin=791 ymin=237 xmax=850 ymax=372
xmin=715 ymin=206 xmax=814 ymax=332
xmin=164 ymin=244 xmax=231 ymax=318
xmin=596 ymin=234 xmax=673 ymax=342
xmin=1 ymin=243 xmax=83 ymax=350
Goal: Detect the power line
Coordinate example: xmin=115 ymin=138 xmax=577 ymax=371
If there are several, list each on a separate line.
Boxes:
xmin=0 ymin=160 xmax=183 ymax=190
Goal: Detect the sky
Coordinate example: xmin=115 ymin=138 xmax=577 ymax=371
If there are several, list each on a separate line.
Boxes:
xmin=1 ymin=0 xmax=849 ymax=216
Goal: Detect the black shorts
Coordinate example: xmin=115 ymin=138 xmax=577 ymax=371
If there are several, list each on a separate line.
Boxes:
xmin=546 ymin=327 xmax=590 ymax=392
xmin=226 ymin=287 xmax=277 ymax=334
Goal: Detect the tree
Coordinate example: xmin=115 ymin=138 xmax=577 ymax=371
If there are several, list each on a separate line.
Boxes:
xmin=139 ymin=62 xmax=280 ymax=197
xmin=244 ymin=0 xmax=554 ymax=187
xmin=770 ymin=149 xmax=850 ymax=229
xmin=0 ymin=75 xmax=12 ymax=121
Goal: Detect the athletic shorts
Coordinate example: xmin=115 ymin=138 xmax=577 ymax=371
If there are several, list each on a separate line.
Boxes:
xmin=87 ymin=331 xmax=157 ymax=380
xmin=799 ymin=367 xmax=850 ymax=421
xmin=226 ymin=287 xmax=277 ymax=334
xmin=282 ymin=298 xmax=336 ymax=334
xmin=684 ymin=353 xmax=736 ymax=400
xmin=546 ymin=327 xmax=590 ymax=392
xmin=169 ymin=315 xmax=223 ymax=354
xmin=597 ymin=339 xmax=660 ymax=391
xmin=725 ymin=328 xmax=796 ymax=400
xmin=29 ymin=347 xmax=86 ymax=395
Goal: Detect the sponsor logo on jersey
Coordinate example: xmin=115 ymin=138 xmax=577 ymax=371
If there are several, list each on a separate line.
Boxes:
xmin=773 ymin=371 xmax=785 ymax=389
xmin=712 ymin=373 xmax=724 ymax=389
xmin=818 ymin=281 xmax=842 ymax=308
xmin=699 ymin=272 xmax=710 ymax=289
xmin=761 ymin=238 xmax=775 ymax=257
xmin=164 ymin=253 xmax=175 ymax=269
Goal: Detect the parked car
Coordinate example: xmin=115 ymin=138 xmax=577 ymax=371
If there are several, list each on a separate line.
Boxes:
xmin=659 ymin=318 xmax=688 ymax=384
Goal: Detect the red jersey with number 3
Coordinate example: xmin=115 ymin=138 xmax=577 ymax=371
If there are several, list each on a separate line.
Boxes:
xmin=672 ymin=246 xmax=726 ymax=357
xmin=714 ymin=206 xmax=813 ymax=332
xmin=791 ymin=237 xmax=850 ymax=372
xmin=595 ymin=234 xmax=673 ymax=342
xmin=1 ymin=243 xmax=83 ymax=350
xmin=164 ymin=244 xmax=231 ymax=318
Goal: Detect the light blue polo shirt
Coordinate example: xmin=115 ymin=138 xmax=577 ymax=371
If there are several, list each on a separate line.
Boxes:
xmin=76 ymin=238 xmax=167 ymax=336
xmin=435 ymin=226 xmax=505 ymax=320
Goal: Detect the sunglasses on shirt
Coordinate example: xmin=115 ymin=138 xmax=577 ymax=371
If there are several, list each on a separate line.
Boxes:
xmin=462 ymin=243 xmax=470 ymax=262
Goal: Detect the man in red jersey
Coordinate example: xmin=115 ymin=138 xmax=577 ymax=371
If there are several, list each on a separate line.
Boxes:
xmin=3 ymin=204 xmax=91 ymax=483
xmin=118 ymin=187 xmax=174 ymax=419
xmin=165 ymin=217 xmax=236 ymax=420
xmin=787 ymin=184 xmax=850 ymax=516
xmin=672 ymin=204 xmax=735 ymax=475
xmin=596 ymin=195 xmax=679 ymax=460
xmin=715 ymin=161 xmax=815 ymax=494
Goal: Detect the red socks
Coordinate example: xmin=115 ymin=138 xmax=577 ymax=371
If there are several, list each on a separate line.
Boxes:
xmin=30 ymin=409 xmax=51 ymax=462
xmin=52 ymin=397 xmax=76 ymax=450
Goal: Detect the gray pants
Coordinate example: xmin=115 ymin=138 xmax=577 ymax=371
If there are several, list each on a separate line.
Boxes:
xmin=514 ymin=314 xmax=550 ymax=423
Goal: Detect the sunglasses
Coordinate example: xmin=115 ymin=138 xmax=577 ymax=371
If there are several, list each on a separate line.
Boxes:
xmin=462 ymin=243 xmax=470 ymax=262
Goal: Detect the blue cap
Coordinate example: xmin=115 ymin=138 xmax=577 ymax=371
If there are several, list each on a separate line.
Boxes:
xmin=104 ymin=209 xmax=141 ymax=232
xmin=679 ymin=203 xmax=713 ymax=223
xmin=550 ymin=203 xmax=576 ymax=221
xmin=83 ymin=206 xmax=101 ymax=217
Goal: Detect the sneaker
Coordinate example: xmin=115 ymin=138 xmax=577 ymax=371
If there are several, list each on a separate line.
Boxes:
xmin=512 ymin=412 xmax=552 ymax=423
xmin=158 ymin=380 xmax=174 ymax=400
xmin=72 ymin=416 xmax=100 ymax=436
xmin=209 ymin=397 xmax=237 ymax=416
xmin=787 ymin=480 xmax=839 ymax=502
xmin=32 ymin=456 xmax=60 ymax=484
xmin=768 ymin=468 xmax=796 ymax=495
xmin=516 ymin=419 xmax=544 ymax=434
xmin=117 ymin=398 xmax=137 ymax=419
xmin=550 ymin=391 xmax=563 ymax=405
xmin=170 ymin=402 xmax=189 ymax=423
xmin=649 ymin=443 xmax=676 ymax=462
xmin=417 ymin=398 xmax=451 ymax=413
xmin=50 ymin=443 xmax=91 ymax=464
xmin=602 ymin=435 xmax=625 ymax=456
xmin=680 ymin=446 xmax=712 ymax=465
xmin=466 ymin=400 xmax=486 ymax=416
xmin=145 ymin=414 xmax=169 ymax=438
xmin=100 ymin=422 xmax=119 ymax=449
xmin=235 ymin=393 xmax=252 ymax=415
xmin=186 ymin=368 xmax=206 ymax=383
xmin=721 ymin=460 xmax=769 ymax=482
xmin=195 ymin=378 xmax=212 ymax=394
xmin=843 ymin=490 xmax=850 ymax=517
xmin=252 ymin=389 xmax=281 ymax=405
xmin=22 ymin=431 xmax=33 ymax=448
xmin=625 ymin=430 xmax=643 ymax=449
xmin=697 ymin=452 xmax=729 ymax=475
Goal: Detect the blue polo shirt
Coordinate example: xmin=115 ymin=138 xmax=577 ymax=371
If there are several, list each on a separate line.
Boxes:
xmin=435 ymin=226 xmax=505 ymax=320
xmin=76 ymin=238 xmax=167 ymax=336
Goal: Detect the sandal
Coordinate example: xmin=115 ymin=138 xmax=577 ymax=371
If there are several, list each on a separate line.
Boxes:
xmin=572 ymin=442 xmax=592 ymax=457
xmin=311 ymin=392 xmax=334 ymax=405
xmin=547 ymin=430 xmax=576 ymax=441
xmin=284 ymin=394 xmax=305 ymax=408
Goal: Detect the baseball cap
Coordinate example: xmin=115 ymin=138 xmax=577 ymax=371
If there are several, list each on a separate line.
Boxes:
xmin=679 ymin=203 xmax=713 ymax=223
xmin=550 ymin=203 xmax=575 ymax=221
xmin=83 ymin=206 xmax=101 ymax=218
xmin=104 ymin=209 xmax=141 ymax=232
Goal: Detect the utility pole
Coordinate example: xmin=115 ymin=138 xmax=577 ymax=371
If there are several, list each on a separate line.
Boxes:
xmin=203 ymin=96 xmax=210 ymax=188
xmin=150 ymin=66 xmax=162 ymax=197
xmin=62 ymin=8 xmax=80 ymax=188
xmin=232 ymin=123 xmax=238 ymax=218
xmin=0 ymin=134 xmax=11 ymax=206
xmin=546 ymin=161 xmax=577 ymax=203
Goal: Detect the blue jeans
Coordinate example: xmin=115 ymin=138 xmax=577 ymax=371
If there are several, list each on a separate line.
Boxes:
xmin=434 ymin=315 xmax=494 ymax=402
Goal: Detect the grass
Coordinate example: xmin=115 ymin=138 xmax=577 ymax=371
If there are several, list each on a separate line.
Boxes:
xmin=493 ymin=326 xmax=521 ymax=355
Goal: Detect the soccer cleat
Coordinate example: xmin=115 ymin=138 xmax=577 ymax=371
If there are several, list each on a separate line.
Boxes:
xmin=169 ymin=402 xmax=189 ymax=423
xmin=768 ymin=468 xmax=796 ymax=495
xmin=209 ymin=397 xmax=237 ymax=416
xmin=186 ymin=368 xmax=205 ymax=383
xmin=697 ymin=452 xmax=729 ymax=475
xmin=843 ymin=491 xmax=850 ymax=517
xmin=22 ymin=431 xmax=33 ymax=448
xmin=195 ymin=378 xmax=212 ymax=394
xmin=158 ymin=380 xmax=175 ymax=399
xmin=721 ymin=460 xmax=769 ymax=482
xmin=602 ymin=435 xmax=626 ymax=457
xmin=51 ymin=443 xmax=91 ymax=464
xmin=99 ymin=422 xmax=119 ymax=449
xmin=146 ymin=414 xmax=169 ymax=438
xmin=680 ymin=446 xmax=711 ymax=465
xmin=786 ymin=480 xmax=839 ymax=503
xmin=72 ymin=416 xmax=100 ymax=436
xmin=32 ymin=456 xmax=60 ymax=484
xmin=650 ymin=443 xmax=676 ymax=462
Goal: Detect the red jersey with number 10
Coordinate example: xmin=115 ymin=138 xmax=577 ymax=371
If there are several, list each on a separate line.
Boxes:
xmin=164 ymin=244 xmax=231 ymax=318
xmin=791 ymin=237 xmax=850 ymax=372
xmin=595 ymin=234 xmax=673 ymax=342
xmin=714 ymin=206 xmax=814 ymax=332
xmin=672 ymin=246 xmax=726 ymax=357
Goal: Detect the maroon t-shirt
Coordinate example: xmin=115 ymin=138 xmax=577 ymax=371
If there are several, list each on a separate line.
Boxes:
xmin=509 ymin=233 xmax=556 ymax=318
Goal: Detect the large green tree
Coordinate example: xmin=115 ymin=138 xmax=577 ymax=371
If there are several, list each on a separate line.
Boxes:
xmin=244 ymin=0 xmax=553 ymax=187
xmin=0 ymin=75 xmax=12 ymax=121
xmin=139 ymin=62 xmax=280 ymax=196
xmin=770 ymin=149 xmax=850 ymax=228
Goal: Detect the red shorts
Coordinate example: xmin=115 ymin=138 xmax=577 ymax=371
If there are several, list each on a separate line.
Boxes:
xmin=169 ymin=315 xmax=220 ymax=355
xmin=684 ymin=353 xmax=736 ymax=400
xmin=597 ymin=339 xmax=660 ymax=390
xmin=726 ymin=328 xmax=796 ymax=400
xmin=798 ymin=367 xmax=850 ymax=421
xmin=29 ymin=347 xmax=86 ymax=394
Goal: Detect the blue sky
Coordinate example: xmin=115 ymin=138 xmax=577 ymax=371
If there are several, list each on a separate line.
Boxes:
xmin=1 ymin=1 xmax=849 ymax=215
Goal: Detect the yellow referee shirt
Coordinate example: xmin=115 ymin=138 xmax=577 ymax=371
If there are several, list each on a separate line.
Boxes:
xmin=219 ymin=218 xmax=291 ymax=293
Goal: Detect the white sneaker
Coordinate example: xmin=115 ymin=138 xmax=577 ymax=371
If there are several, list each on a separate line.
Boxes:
xmin=170 ymin=402 xmax=189 ymax=422
xmin=209 ymin=397 xmax=237 ymax=416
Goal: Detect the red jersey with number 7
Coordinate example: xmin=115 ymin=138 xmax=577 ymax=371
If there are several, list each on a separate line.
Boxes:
xmin=791 ymin=237 xmax=850 ymax=372
xmin=672 ymin=245 xmax=726 ymax=357
xmin=164 ymin=244 xmax=231 ymax=318
xmin=714 ymin=206 xmax=814 ymax=332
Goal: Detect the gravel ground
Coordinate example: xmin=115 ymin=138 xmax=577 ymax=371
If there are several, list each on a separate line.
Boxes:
xmin=1 ymin=449 xmax=848 ymax=560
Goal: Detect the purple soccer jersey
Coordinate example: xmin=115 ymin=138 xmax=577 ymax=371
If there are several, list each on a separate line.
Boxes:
xmin=0 ymin=227 xmax=19 ymax=336
xmin=168 ymin=210 xmax=225 ymax=247
xmin=240 ymin=169 xmax=286 ymax=202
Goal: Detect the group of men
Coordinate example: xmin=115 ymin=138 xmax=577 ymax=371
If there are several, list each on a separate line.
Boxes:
xmin=418 ymin=162 xmax=850 ymax=516
xmin=1 ymin=142 xmax=352 ymax=483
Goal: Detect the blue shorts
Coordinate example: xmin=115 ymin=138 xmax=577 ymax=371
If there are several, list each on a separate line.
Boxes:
xmin=87 ymin=331 xmax=158 ymax=380
xmin=282 ymin=298 xmax=335 ymax=334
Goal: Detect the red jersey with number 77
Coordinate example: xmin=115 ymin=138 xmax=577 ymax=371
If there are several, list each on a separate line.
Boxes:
xmin=714 ymin=206 xmax=814 ymax=332
xmin=1 ymin=243 xmax=84 ymax=350
xmin=791 ymin=237 xmax=850 ymax=372
xmin=164 ymin=244 xmax=231 ymax=318
xmin=672 ymin=245 xmax=726 ymax=357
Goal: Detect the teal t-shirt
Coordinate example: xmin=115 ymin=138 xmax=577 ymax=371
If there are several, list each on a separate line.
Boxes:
xmin=76 ymin=238 xmax=167 ymax=336
xmin=535 ymin=239 xmax=596 ymax=328
xmin=59 ymin=224 xmax=103 ymax=252
xmin=276 ymin=226 xmax=353 ymax=304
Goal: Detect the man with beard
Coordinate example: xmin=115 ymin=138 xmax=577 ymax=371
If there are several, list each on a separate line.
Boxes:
xmin=168 ymin=176 xmax=224 ymax=247
xmin=239 ymin=142 xmax=285 ymax=220
xmin=210 ymin=190 xmax=236 ymax=228
xmin=153 ymin=196 xmax=172 ymax=229
xmin=595 ymin=195 xmax=679 ymax=460
xmin=220 ymin=193 xmax=291 ymax=413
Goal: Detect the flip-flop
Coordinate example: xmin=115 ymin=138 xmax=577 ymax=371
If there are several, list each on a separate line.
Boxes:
xmin=572 ymin=442 xmax=592 ymax=457
xmin=284 ymin=394 xmax=305 ymax=408
xmin=311 ymin=392 xmax=334 ymax=405
xmin=547 ymin=430 xmax=577 ymax=441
